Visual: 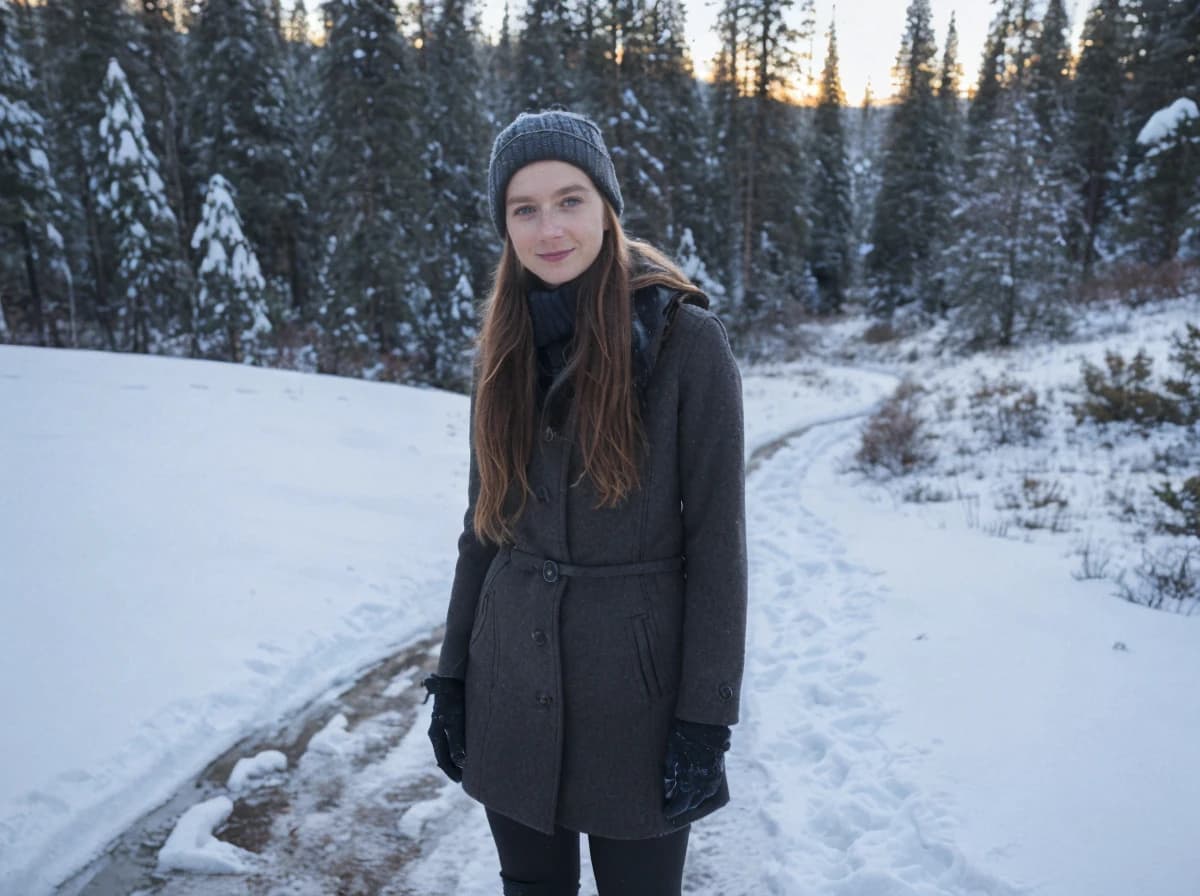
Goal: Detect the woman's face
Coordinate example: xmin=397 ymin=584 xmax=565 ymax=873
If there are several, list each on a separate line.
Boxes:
xmin=505 ymin=160 xmax=608 ymax=288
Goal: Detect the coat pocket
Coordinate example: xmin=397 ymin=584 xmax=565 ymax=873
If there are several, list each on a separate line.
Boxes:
xmin=469 ymin=588 xmax=492 ymax=646
xmin=631 ymin=613 xmax=664 ymax=701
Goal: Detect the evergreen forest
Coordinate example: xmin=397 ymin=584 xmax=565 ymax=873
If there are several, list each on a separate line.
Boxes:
xmin=1 ymin=0 xmax=1197 ymax=389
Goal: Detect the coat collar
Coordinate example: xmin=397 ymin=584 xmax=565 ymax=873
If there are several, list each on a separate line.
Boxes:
xmin=539 ymin=281 xmax=703 ymax=426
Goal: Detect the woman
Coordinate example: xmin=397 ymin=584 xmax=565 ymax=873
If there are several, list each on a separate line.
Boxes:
xmin=423 ymin=109 xmax=747 ymax=896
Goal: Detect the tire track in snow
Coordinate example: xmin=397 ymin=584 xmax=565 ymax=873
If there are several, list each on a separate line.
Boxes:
xmin=686 ymin=418 xmax=1026 ymax=896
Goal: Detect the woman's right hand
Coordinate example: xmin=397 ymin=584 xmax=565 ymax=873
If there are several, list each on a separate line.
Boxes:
xmin=422 ymin=674 xmax=467 ymax=782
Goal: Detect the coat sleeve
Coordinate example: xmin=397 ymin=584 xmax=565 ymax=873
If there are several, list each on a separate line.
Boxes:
xmin=436 ymin=380 xmax=501 ymax=680
xmin=674 ymin=314 xmax=747 ymax=727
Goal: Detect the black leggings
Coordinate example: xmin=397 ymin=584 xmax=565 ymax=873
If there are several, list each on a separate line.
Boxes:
xmin=486 ymin=808 xmax=690 ymax=896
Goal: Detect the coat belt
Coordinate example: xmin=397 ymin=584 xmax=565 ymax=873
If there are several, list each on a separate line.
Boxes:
xmin=508 ymin=548 xmax=683 ymax=583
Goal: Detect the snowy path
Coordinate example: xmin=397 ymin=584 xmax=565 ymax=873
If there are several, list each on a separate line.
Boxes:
xmin=688 ymin=421 xmax=1021 ymax=895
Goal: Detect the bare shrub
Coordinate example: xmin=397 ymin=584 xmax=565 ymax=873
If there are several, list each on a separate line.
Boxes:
xmin=855 ymin=379 xmax=934 ymax=477
xmin=996 ymin=476 xmax=1071 ymax=532
xmin=1118 ymin=544 xmax=1200 ymax=615
xmin=1075 ymin=259 xmax=1196 ymax=307
xmin=968 ymin=373 xmax=1049 ymax=445
xmin=1071 ymin=538 xmax=1112 ymax=581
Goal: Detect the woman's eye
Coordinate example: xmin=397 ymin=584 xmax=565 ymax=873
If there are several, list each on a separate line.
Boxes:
xmin=513 ymin=205 xmax=534 ymax=217
xmin=562 ymin=196 xmax=582 ymax=208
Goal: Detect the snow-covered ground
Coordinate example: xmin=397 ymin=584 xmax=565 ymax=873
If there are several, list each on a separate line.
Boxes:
xmin=2 ymin=295 xmax=1198 ymax=894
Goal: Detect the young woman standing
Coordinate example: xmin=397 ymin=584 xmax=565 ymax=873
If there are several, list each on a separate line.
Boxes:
xmin=424 ymin=109 xmax=747 ymax=896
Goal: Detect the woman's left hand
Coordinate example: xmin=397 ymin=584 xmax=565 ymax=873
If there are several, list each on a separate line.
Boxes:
xmin=663 ymin=718 xmax=731 ymax=819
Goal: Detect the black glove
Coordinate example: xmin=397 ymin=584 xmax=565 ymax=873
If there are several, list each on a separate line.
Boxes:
xmin=663 ymin=718 xmax=731 ymax=820
xmin=422 ymin=674 xmax=466 ymax=783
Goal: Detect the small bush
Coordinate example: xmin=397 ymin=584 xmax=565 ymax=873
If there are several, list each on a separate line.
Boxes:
xmin=861 ymin=321 xmax=899 ymax=344
xmin=855 ymin=379 xmax=934 ymax=477
xmin=1150 ymin=475 xmax=1200 ymax=538
xmin=996 ymin=476 xmax=1071 ymax=532
xmin=1162 ymin=323 xmax=1200 ymax=424
xmin=969 ymin=374 xmax=1049 ymax=445
xmin=1118 ymin=544 xmax=1200 ymax=615
xmin=1072 ymin=349 xmax=1184 ymax=427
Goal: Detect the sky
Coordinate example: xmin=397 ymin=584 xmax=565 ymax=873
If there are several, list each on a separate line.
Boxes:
xmin=478 ymin=0 xmax=1092 ymax=103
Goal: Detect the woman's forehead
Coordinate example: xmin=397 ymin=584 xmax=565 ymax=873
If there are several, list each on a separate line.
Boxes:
xmin=506 ymin=160 xmax=596 ymax=202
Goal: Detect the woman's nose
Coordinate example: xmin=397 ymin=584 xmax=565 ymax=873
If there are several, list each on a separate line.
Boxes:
xmin=539 ymin=211 xmax=565 ymax=237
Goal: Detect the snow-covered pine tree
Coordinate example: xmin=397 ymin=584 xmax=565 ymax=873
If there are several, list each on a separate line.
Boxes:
xmin=616 ymin=0 xmax=712 ymax=255
xmin=675 ymin=227 xmax=726 ymax=306
xmin=40 ymin=0 xmax=135 ymax=348
xmin=923 ymin=12 xmax=964 ymax=315
xmin=731 ymin=0 xmax=814 ymax=332
xmin=513 ymin=0 xmax=580 ymax=114
xmin=95 ymin=59 xmax=186 ymax=353
xmin=847 ymin=80 xmax=885 ymax=295
xmin=1028 ymin=0 xmax=1072 ymax=143
xmin=867 ymin=0 xmax=943 ymax=314
xmin=807 ymin=21 xmax=852 ymax=314
xmin=1118 ymin=1 xmax=1200 ymax=263
xmin=413 ymin=0 xmax=492 ymax=390
xmin=132 ymin=0 xmax=190 ymax=256
xmin=1123 ymin=98 xmax=1200 ymax=263
xmin=313 ymin=0 xmax=428 ymax=377
xmin=278 ymin=0 xmax=319 ymax=320
xmin=0 ymin=0 xmax=73 ymax=346
xmin=943 ymin=91 xmax=1073 ymax=349
xmin=190 ymin=173 xmax=271 ymax=363
xmin=187 ymin=0 xmax=304 ymax=312
xmin=1070 ymin=0 xmax=1132 ymax=273
xmin=965 ymin=0 xmax=1011 ymax=162
xmin=707 ymin=0 xmax=750 ymax=305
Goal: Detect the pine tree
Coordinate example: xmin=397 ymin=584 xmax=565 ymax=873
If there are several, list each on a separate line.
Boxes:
xmin=187 ymin=0 xmax=304 ymax=311
xmin=943 ymin=91 xmax=1073 ymax=348
xmin=927 ymin=12 xmax=963 ymax=314
xmin=0 ymin=0 xmax=73 ymax=345
xmin=1120 ymin=0 xmax=1200 ymax=262
xmin=807 ymin=21 xmax=851 ymax=313
xmin=132 ymin=0 xmax=190 ymax=258
xmin=735 ymin=0 xmax=815 ymax=327
xmin=41 ymin=0 xmax=136 ymax=348
xmin=314 ymin=0 xmax=429 ymax=375
xmin=1029 ymin=0 xmax=1072 ymax=142
xmin=867 ymin=0 xmax=944 ymax=313
xmin=95 ymin=59 xmax=186 ymax=352
xmin=1124 ymin=98 xmax=1200 ymax=263
xmin=414 ymin=0 xmax=492 ymax=389
xmin=94 ymin=58 xmax=187 ymax=355
xmin=966 ymin=0 xmax=1012 ymax=159
xmin=191 ymin=173 xmax=271 ymax=362
xmin=848 ymin=79 xmax=884 ymax=293
xmin=1071 ymin=0 xmax=1132 ymax=273
xmin=513 ymin=0 xmax=580 ymax=114
xmin=616 ymin=0 xmax=712 ymax=255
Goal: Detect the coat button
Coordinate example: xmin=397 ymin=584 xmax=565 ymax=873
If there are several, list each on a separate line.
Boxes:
xmin=543 ymin=425 xmax=556 ymax=442
xmin=536 ymin=486 xmax=551 ymax=503
xmin=536 ymin=692 xmax=553 ymax=707
xmin=718 ymin=684 xmax=734 ymax=701
xmin=541 ymin=560 xmax=559 ymax=583
xmin=531 ymin=629 xmax=548 ymax=646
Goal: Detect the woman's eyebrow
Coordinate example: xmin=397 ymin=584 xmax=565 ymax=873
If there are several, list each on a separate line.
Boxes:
xmin=507 ymin=184 xmax=590 ymax=206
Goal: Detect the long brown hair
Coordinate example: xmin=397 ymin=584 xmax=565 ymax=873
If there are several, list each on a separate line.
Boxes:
xmin=472 ymin=204 xmax=705 ymax=545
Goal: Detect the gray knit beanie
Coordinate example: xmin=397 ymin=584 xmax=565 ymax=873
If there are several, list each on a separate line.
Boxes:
xmin=487 ymin=109 xmax=623 ymax=239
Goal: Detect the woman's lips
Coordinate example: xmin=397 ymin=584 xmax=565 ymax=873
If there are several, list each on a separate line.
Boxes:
xmin=538 ymin=249 xmax=574 ymax=263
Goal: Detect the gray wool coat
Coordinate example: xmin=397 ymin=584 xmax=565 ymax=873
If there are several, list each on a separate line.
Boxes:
xmin=435 ymin=285 xmax=747 ymax=840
